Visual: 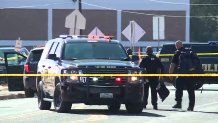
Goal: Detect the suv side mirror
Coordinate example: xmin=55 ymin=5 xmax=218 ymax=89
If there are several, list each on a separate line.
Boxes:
xmin=48 ymin=54 xmax=59 ymax=60
xmin=131 ymin=55 xmax=139 ymax=62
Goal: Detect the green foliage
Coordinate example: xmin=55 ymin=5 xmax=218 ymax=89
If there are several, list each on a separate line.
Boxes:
xmin=190 ymin=0 xmax=218 ymax=42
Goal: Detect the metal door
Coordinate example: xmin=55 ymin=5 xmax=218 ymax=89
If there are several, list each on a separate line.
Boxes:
xmin=4 ymin=52 xmax=26 ymax=91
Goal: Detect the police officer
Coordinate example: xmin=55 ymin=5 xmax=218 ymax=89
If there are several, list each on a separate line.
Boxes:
xmin=139 ymin=46 xmax=164 ymax=110
xmin=126 ymin=48 xmax=133 ymax=56
xmin=169 ymin=40 xmax=195 ymax=111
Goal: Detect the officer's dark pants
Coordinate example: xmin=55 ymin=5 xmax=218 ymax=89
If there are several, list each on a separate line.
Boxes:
xmin=175 ymin=77 xmax=195 ymax=108
xmin=144 ymin=77 xmax=159 ymax=107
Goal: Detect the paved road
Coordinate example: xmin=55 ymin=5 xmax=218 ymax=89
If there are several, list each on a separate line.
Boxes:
xmin=0 ymin=85 xmax=218 ymax=123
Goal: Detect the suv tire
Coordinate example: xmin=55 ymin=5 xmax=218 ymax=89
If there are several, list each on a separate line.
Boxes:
xmin=37 ymin=82 xmax=51 ymax=110
xmin=125 ymin=103 xmax=143 ymax=114
xmin=107 ymin=103 xmax=121 ymax=113
xmin=54 ymin=83 xmax=72 ymax=113
xmin=24 ymin=88 xmax=34 ymax=97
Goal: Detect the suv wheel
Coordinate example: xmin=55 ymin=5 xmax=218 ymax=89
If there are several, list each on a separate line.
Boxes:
xmin=54 ymin=83 xmax=72 ymax=113
xmin=125 ymin=103 xmax=143 ymax=114
xmin=107 ymin=103 xmax=121 ymax=113
xmin=37 ymin=82 xmax=51 ymax=110
xmin=24 ymin=89 xmax=34 ymax=97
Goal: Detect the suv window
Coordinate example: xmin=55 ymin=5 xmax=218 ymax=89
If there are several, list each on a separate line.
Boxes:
xmin=49 ymin=42 xmax=58 ymax=55
xmin=0 ymin=49 xmax=14 ymax=58
xmin=55 ymin=43 xmax=62 ymax=58
xmin=0 ymin=48 xmax=28 ymax=65
xmin=28 ymin=50 xmax=43 ymax=62
xmin=192 ymin=45 xmax=218 ymax=53
xmin=159 ymin=45 xmax=176 ymax=54
xmin=63 ymin=42 xmax=127 ymax=60
xmin=160 ymin=44 xmax=192 ymax=54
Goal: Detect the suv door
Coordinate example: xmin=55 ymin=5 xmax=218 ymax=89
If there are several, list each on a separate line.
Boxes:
xmin=46 ymin=42 xmax=60 ymax=96
xmin=4 ymin=52 xmax=27 ymax=91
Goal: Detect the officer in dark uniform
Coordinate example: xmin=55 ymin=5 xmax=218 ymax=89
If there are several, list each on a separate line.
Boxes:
xmin=169 ymin=40 xmax=195 ymax=111
xmin=139 ymin=46 xmax=164 ymax=110
xmin=126 ymin=48 xmax=133 ymax=56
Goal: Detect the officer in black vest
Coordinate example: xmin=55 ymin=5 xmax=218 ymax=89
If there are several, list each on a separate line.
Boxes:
xmin=139 ymin=46 xmax=164 ymax=110
xmin=169 ymin=40 xmax=195 ymax=111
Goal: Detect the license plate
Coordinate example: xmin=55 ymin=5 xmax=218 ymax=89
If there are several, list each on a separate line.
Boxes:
xmin=161 ymin=58 xmax=170 ymax=62
xmin=100 ymin=93 xmax=113 ymax=98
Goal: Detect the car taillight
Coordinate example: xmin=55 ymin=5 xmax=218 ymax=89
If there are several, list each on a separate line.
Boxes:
xmin=24 ymin=64 xmax=30 ymax=73
xmin=115 ymin=77 xmax=122 ymax=84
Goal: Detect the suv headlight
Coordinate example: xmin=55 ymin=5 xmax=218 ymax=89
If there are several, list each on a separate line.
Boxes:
xmin=128 ymin=70 xmax=140 ymax=84
xmin=128 ymin=76 xmax=139 ymax=84
xmin=69 ymin=70 xmax=78 ymax=81
xmin=131 ymin=76 xmax=138 ymax=81
xmin=63 ymin=70 xmax=79 ymax=83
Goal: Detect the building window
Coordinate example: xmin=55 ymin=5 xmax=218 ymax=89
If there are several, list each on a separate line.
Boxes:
xmin=153 ymin=16 xmax=165 ymax=40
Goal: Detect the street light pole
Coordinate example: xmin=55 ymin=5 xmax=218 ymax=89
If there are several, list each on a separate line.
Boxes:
xmin=79 ymin=0 xmax=82 ymax=12
xmin=73 ymin=0 xmax=82 ymax=35
xmin=78 ymin=0 xmax=82 ymax=35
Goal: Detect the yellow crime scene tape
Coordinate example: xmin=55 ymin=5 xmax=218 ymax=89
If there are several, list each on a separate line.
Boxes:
xmin=0 ymin=52 xmax=217 ymax=77
xmin=139 ymin=53 xmax=218 ymax=57
xmin=0 ymin=74 xmax=218 ymax=77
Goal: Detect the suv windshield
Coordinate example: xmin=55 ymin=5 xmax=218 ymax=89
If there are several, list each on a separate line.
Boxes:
xmin=63 ymin=42 xmax=128 ymax=60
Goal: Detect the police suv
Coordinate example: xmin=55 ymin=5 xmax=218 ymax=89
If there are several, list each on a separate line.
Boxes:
xmin=158 ymin=42 xmax=218 ymax=89
xmin=36 ymin=35 xmax=144 ymax=113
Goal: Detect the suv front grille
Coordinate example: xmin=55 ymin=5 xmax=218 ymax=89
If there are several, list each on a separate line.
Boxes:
xmin=87 ymin=76 xmax=127 ymax=85
xmin=84 ymin=68 xmax=128 ymax=74
xmin=80 ymin=68 xmax=128 ymax=85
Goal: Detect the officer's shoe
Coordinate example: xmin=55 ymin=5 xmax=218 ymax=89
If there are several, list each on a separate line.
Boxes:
xmin=172 ymin=103 xmax=182 ymax=109
xmin=153 ymin=105 xmax=158 ymax=110
xmin=187 ymin=107 xmax=194 ymax=111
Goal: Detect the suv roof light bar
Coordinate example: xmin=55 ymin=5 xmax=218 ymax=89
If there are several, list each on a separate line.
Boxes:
xmin=77 ymin=35 xmax=114 ymax=40
xmin=59 ymin=35 xmax=73 ymax=39
xmin=59 ymin=35 xmax=114 ymax=41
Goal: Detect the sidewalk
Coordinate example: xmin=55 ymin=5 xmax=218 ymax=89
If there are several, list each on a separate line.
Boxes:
xmin=0 ymin=84 xmax=25 ymax=100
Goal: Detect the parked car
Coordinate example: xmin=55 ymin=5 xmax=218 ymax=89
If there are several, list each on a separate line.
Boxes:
xmin=23 ymin=47 xmax=44 ymax=97
xmin=0 ymin=47 xmax=29 ymax=84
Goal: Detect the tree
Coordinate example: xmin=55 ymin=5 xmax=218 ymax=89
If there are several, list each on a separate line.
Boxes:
xmin=190 ymin=0 xmax=218 ymax=42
